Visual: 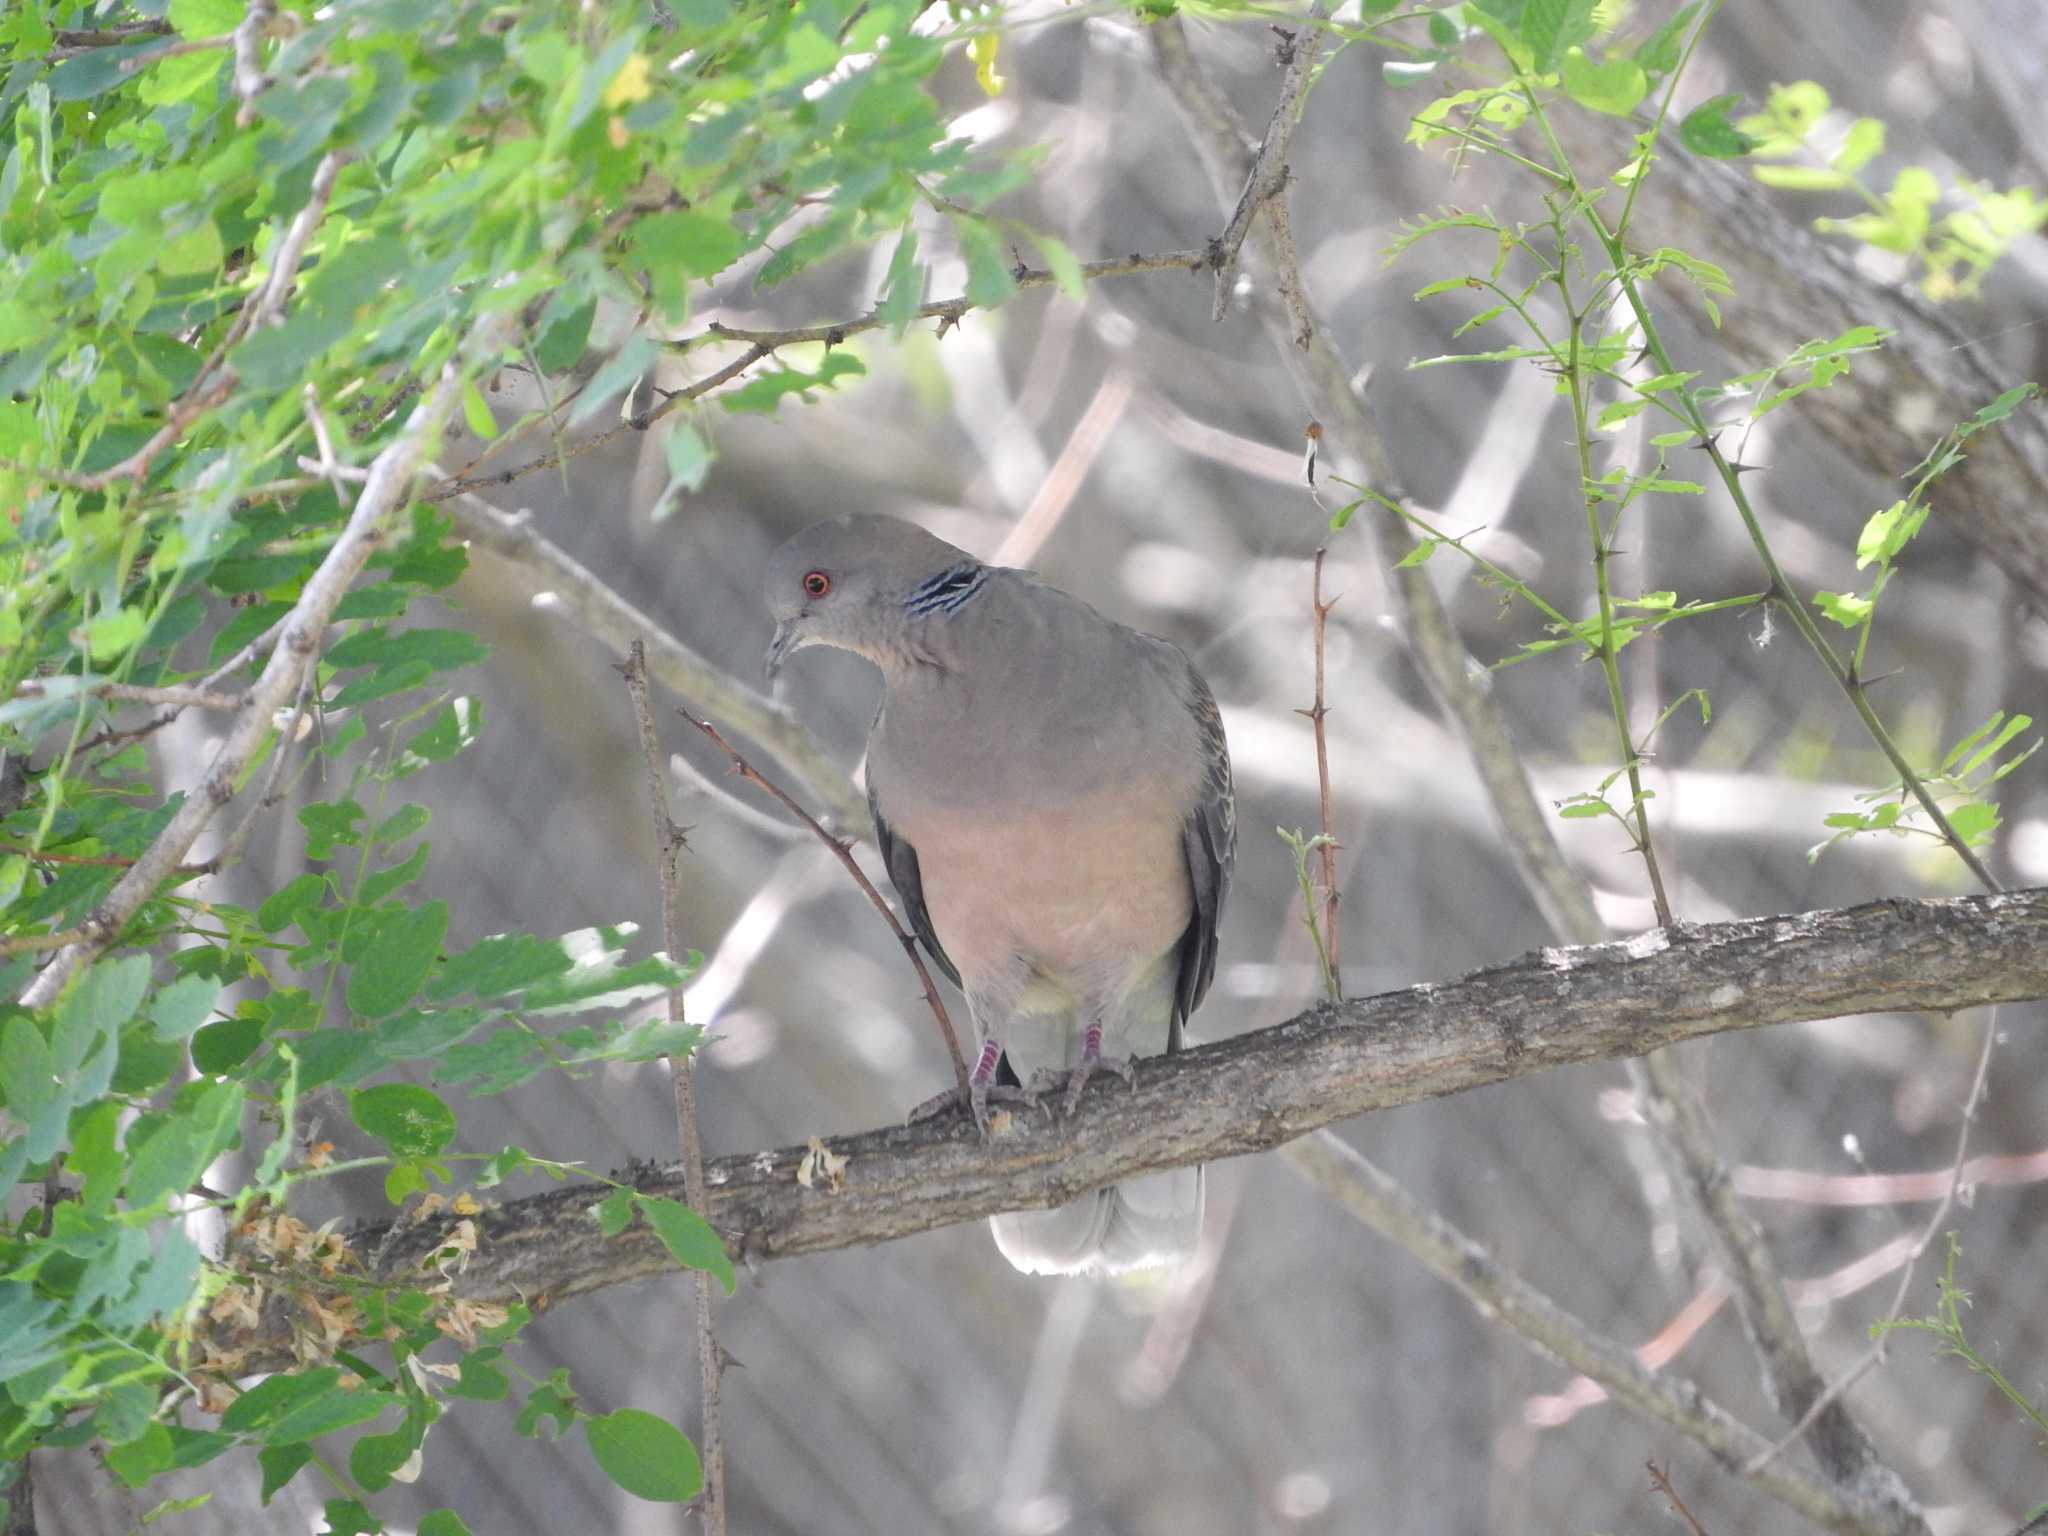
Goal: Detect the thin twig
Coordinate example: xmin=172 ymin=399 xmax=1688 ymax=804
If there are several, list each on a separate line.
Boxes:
xmin=50 ymin=21 xmax=171 ymax=46
xmin=17 ymin=310 xmax=518 ymax=1009
xmin=436 ymin=489 xmax=865 ymax=829
xmin=1279 ymin=1131 xmax=1914 ymax=1536
xmin=189 ymin=664 xmax=319 ymax=878
xmin=231 ymin=0 xmax=276 ymax=121
xmin=680 ymin=710 xmax=970 ymax=1094
xmin=620 ymin=642 xmax=727 ymax=1535
xmin=420 ymin=250 xmax=1205 ymax=503
xmin=114 ymin=33 xmax=232 ymax=73
xmin=1743 ymin=1005 xmax=2001 ymax=1476
xmin=1297 ymin=546 xmax=1342 ymax=998
xmin=11 ymin=679 xmax=245 ymax=712
xmin=1647 ymin=1460 xmax=1712 ymax=1536
xmin=1207 ymin=1 xmax=1332 ymax=322
xmin=0 ymin=928 xmax=92 ymax=961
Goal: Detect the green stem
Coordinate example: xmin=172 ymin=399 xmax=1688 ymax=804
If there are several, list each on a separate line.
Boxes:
xmin=1552 ymin=221 xmax=1675 ymax=926
xmin=1515 ymin=62 xmax=2001 ymax=895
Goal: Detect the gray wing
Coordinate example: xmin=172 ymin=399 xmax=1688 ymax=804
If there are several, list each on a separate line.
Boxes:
xmin=867 ymin=777 xmax=961 ymax=991
xmin=1171 ymin=664 xmax=1234 ymax=1048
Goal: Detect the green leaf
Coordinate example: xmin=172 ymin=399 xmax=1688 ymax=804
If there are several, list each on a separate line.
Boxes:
xmin=350 ymin=1083 xmax=457 ymax=1158
xmin=1833 ymin=116 xmax=1885 ymax=173
xmin=418 ymin=1514 xmax=473 ymax=1536
xmin=319 ymin=1497 xmax=381 ymax=1536
xmin=461 ymin=382 xmax=498 ymax=440
xmin=1944 ymin=801 xmax=2000 ymax=846
xmin=719 ymin=353 xmax=865 ymax=415
xmin=258 ymin=873 xmax=330 ymax=933
xmin=87 ymin=607 xmax=148 ymax=661
xmin=403 ymin=699 xmax=484 ymax=765
xmin=534 ymin=299 xmax=597 ymax=374
xmin=1559 ymin=48 xmax=1647 ymax=115
xmin=151 ymin=976 xmax=222 ymax=1040
xmin=631 ymin=210 xmax=744 ymax=281
xmin=1520 ymin=0 xmax=1596 ymax=70
xmin=1813 ymin=589 xmax=1873 ymax=628
xmin=345 ymin=900 xmax=449 ymax=1018
xmin=956 ymin=220 xmax=1017 ymax=310
xmin=1032 ymin=233 xmax=1085 ymax=300
xmin=1634 ymin=2 xmax=1700 ymax=74
xmin=126 ymin=1080 xmax=243 ymax=1207
xmin=595 ymin=1186 xmax=636 ymax=1238
xmin=636 ymin=1194 xmax=736 ymax=1293
xmin=1679 ymin=95 xmax=1758 ymax=159
xmin=449 ymin=1348 xmax=511 ymax=1402
xmin=584 ymin=1408 xmax=703 ymax=1503
xmin=258 ymin=1444 xmax=313 ymax=1505
xmin=3 ymin=1018 xmax=61 ymax=1162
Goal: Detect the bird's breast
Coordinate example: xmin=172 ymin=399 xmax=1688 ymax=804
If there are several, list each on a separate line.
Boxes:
xmin=880 ymin=781 xmax=1193 ymax=991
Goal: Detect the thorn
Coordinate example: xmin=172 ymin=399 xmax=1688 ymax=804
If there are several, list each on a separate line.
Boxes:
xmin=1728 ymin=459 xmax=1767 ymax=477
xmin=1688 ymin=431 xmax=1721 ymax=453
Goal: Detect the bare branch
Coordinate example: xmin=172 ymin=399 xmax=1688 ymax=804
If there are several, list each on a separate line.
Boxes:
xmin=1647 ymin=1460 xmax=1714 ymax=1536
xmin=1207 ymin=4 xmax=1331 ymax=321
xmin=16 ymin=310 xmax=517 ymax=1009
xmin=621 ymin=642 xmax=727 ymax=1534
xmin=681 ymin=710 xmax=970 ymax=1094
xmin=231 ymin=0 xmax=277 ymax=120
xmin=437 ymin=489 xmax=866 ymax=829
xmin=10 ymin=680 xmax=245 ymax=712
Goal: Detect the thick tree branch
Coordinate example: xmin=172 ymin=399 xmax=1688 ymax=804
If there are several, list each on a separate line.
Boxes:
xmin=350 ymin=887 xmax=2046 ymax=1294
xmin=438 ymin=489 xmax=868 ymax=830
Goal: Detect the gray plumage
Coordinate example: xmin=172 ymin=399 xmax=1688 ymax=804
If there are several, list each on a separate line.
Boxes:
xmin=764 ymin=514 xmax=1234 ymax=1276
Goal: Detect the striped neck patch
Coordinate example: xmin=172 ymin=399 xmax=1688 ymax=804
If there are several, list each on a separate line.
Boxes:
xmin=903 ymin=562 xmax=988 ymax=617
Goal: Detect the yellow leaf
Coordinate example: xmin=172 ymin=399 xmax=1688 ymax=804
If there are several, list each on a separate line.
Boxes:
xmin=603 ymin=52 xmax=653 ymax=109
xmin=970 ymin=32 xmax=1004 ymax=97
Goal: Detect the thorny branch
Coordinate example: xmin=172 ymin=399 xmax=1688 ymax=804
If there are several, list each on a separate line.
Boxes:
xmin=680 ymin=711 xmax=971 ymax=1095
xmin=620 ymin=641 xmax=727 ymax=1535
xmin=1648 ymin=1460 xmax=1713 ymax=1536
xmin=1206 ymin=1 xmax=1332 ymax=322
xmin=1299 ymin=547 xmax=1342 ymax=997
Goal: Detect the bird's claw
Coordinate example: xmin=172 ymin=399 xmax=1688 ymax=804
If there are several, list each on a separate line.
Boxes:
xmin=970 ymin=1079 xmax=1046 ymax=1137
xmin=1036 ymin=1053 xmax=1137 ymax=1117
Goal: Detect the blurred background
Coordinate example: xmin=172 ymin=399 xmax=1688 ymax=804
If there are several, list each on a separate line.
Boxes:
xmin=44 ymin=2 xmax=2048 ymax=1532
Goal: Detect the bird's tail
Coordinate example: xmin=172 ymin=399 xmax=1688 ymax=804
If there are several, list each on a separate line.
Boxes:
xmin=988 ymin=1165 xmax=1204 ymax=1277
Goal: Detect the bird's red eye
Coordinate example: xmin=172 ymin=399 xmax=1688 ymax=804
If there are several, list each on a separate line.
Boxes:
xmin=802 ymin=571 xmax=831 ymax=598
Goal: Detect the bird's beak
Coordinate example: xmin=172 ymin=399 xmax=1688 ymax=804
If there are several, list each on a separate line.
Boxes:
xmin=764 ymin=617 xmax=804 ymax=681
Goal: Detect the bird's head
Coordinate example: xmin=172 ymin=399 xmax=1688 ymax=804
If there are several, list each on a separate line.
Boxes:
xmin=763 ymin=514 xmax=986 ymax=679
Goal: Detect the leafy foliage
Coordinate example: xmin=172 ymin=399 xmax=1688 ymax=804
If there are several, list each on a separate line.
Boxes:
xmin=3 ymin=0 xmax=2043 ymax=1525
